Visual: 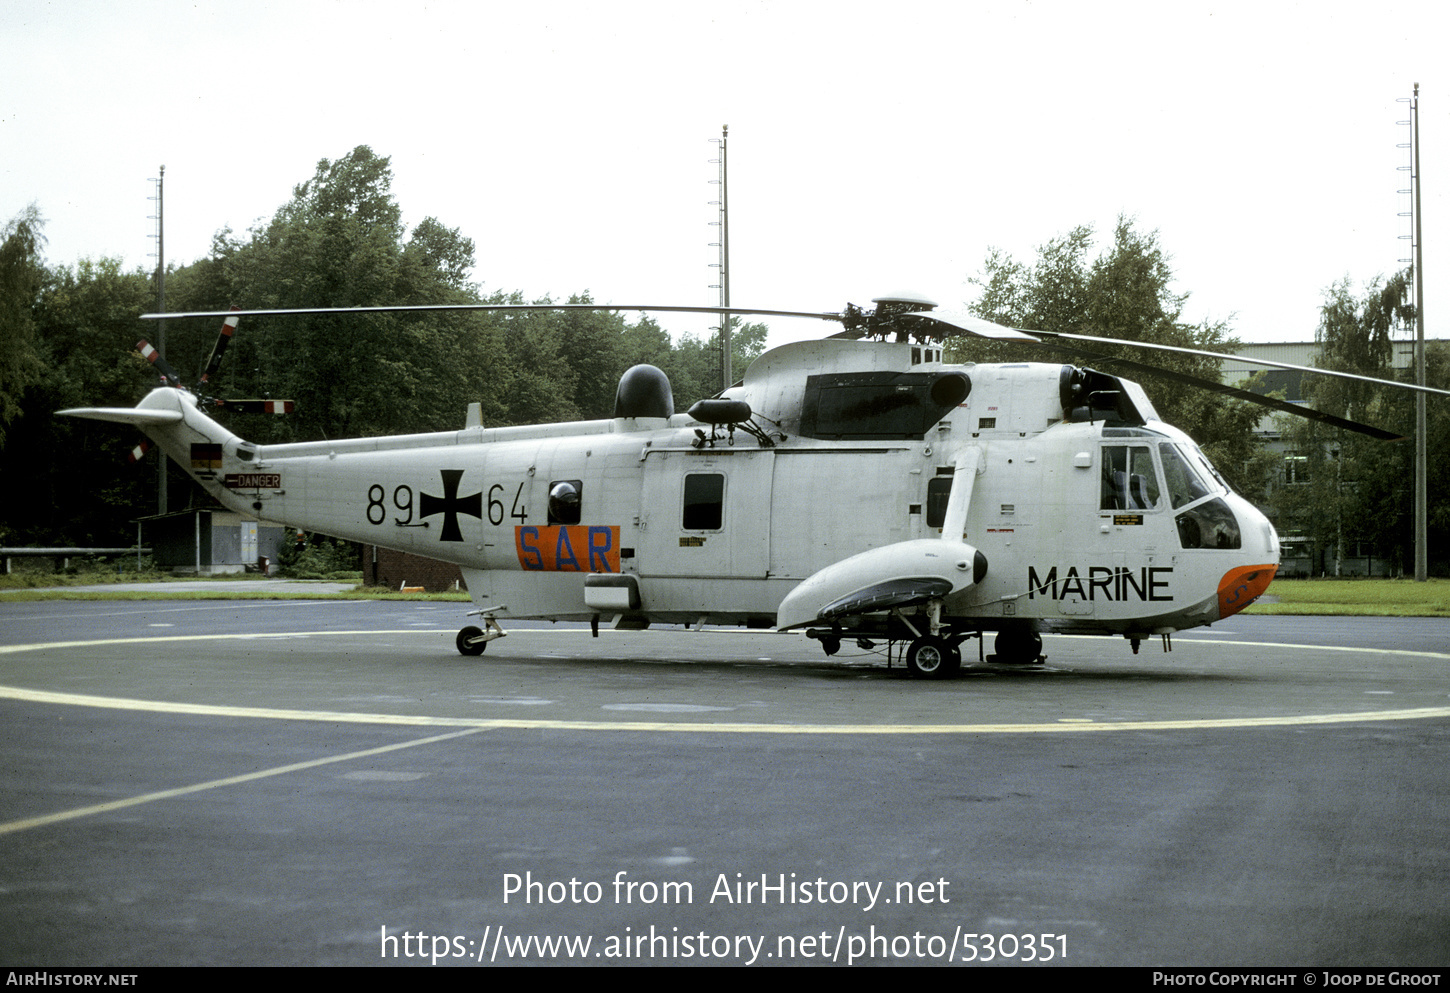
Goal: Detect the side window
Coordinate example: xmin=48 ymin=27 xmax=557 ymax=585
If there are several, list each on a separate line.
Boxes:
xmin=1128 ymin=447 xmax=1160 ymax=508
xmin=548 ymin=480 xmax=582 ymax=524
xmin=682 ymin=473 xmax=725 ymax=531
xmin=926 ymin=476 xmax=953 ymax=529
xmin=1101 ymin=445 xmax=1160 ymax=510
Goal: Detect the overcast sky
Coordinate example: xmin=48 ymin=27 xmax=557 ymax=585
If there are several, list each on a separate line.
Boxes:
xmin=3 ymin=0 xmax=1444 ymax=353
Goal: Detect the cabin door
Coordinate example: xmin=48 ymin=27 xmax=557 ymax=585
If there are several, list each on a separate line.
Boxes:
xmin=637 ymin=450 xmax=773 ymax=579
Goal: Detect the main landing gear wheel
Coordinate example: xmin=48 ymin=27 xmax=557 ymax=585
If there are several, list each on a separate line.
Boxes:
xmin=992 ymin=629 xmax=1042 ymax=666
xmin=456 ymin=626 xmax=487 ymax=656
xmin=906 ymin=635 xmax=961 ymax=680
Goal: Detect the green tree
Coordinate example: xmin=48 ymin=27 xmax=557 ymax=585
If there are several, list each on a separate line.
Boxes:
xmin=554 ymin=294 xmax=628 ymax=420
xmin=1273 ymin=271 xmax=1445 ymax=574
xmin=167 ymin=146 xmax=510 ymax=441
xmin=1419 ymin=344 xmax=1450 ymax=569
xmin=0 ymin=205 xmax=46 ymax=447
xmin=0 ymin=258 xmax=159 ymax=544
xmin=956 ymin=217 xmax=1272 ymax=499
xmin=0 ymin=147 xmax=789 ymax=548
xmin=659 ymin=317 xmax=770 ymax=406
xmin=619 ymin=314 xmax=672 ymax=369
xmin=728 ymin=318 xmax=770 ymax=381
xmin=400 ymin=217 xmax=476 ymax=296
xmin=165 ymin=147 xmax=778 ymax=437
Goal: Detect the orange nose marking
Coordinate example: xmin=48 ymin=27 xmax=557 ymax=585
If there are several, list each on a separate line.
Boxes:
xmin=1218 ymin=564 xmax=1278 ymax=619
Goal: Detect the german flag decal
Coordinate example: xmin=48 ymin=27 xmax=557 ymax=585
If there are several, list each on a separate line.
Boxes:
xmin=191 ymin=442 xmax=223 ymax=475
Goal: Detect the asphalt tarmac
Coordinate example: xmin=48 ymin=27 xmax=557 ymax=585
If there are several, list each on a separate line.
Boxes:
xmin=1 ymin=598 xmax=1448 ymax=968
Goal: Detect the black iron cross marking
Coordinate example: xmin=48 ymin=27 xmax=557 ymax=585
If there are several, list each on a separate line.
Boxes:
xmin=419 ymin=469 xmax=483 ymax=542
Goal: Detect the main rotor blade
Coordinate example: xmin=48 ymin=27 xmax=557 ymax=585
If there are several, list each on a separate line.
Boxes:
xmin=1126 ymin=357 xmax=1404 ymax=441
xmin=898 ymin=308 xmax=1040 ymax=341
xmin=1033 ymin=329 xmax=1450 ymax=399
xmin=140 ymin=303 xmax=844 ymax=323
xmin=1032 ymin=338 xmax=1409 ymax=441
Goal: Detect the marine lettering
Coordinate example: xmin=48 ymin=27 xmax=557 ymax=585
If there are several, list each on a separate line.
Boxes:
xmin=1027 ymin=565 xmax=1173 ymax=602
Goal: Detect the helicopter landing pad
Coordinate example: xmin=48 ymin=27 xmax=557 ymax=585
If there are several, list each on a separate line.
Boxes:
xmin=1 ymin=602 xmax=1447 ymax=732
xmin=2 ymin=600 xmax=1449 ymax=966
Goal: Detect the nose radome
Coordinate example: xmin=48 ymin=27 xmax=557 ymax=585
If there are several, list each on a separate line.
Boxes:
xmin=1217 ymin=564 xmax=1278 ymax=619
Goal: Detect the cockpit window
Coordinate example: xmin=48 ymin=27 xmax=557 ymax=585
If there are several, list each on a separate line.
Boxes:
xmin=1176 ymin=497 xmax=1241 ymax=549
xmin=1189 ymin=444 xmax=1232 ymax=493
xmin=1159 ymin=443 xmax=1215 ymax=509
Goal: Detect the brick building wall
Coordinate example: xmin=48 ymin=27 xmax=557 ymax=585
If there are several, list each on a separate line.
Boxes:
xmin=364 ymin=546 xmax=465 ymax=593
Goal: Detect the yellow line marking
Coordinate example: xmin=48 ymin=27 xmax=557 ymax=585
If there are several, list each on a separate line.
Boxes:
xmin=2 ymin=631 xmax=1448 ymax=737
xmin=0 ymin=727 xmax=487 ymax=837
xmin=3 ymin=629 xmax=1447 ymax=656
xmin=0 ymin=630 xmax=434 ymax=654
xmin=3 ymin=683 xmax=1449 ymax=735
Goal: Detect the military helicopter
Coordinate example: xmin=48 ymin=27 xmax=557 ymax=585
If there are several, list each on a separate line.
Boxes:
xmin=60 ymin=294 xmax=1445 ymax=677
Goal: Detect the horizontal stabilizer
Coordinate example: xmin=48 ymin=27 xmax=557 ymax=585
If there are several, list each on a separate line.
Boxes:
xmin=58 ymin=407 xmax=184 ymax=426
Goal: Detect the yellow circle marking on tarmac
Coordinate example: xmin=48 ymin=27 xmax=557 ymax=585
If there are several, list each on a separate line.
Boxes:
xmin=2 ymin=630 xmax=1449 ymax=734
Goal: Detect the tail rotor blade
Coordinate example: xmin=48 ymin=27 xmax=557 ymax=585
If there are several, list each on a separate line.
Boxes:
xmin=136 ymin=340 xmax=181 ymax=388
xmin=220 ymin=399 xmax=294 ymax=414
xmin=200 ymin=306 xmax=242 ymax=385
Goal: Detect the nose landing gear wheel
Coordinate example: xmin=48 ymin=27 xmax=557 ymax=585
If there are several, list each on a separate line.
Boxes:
xmin=906 ymin=635 xmax=960 ymax=679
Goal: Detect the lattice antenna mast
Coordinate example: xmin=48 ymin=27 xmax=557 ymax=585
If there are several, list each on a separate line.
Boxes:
xmin=708 ymin=126 xmax=731 ymax=391
xmin=148 ymin=165 xmax=167 ymax=513
xmin=1397 ymin=86 xmax=1427 ymax=582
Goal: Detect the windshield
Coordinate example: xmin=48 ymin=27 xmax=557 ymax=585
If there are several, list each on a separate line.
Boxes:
xmin=1159 ymin=443 xmax=1216 ymax=509
xmin=1188 ymin=444 xmax=1232 ymax=492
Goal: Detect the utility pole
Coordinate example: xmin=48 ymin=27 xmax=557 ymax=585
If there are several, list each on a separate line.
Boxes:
xmin=149 ymin=165 xmax=167 ymax=514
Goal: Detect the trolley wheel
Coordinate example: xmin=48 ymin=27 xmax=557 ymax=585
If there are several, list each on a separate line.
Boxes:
xmin=456 ymin=625 xmax=487 ymax=656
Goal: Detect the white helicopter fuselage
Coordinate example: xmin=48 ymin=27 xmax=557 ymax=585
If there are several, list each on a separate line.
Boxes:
xmin=92 ymin=337 xmax=1279 ymax=654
